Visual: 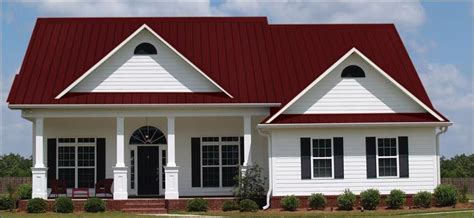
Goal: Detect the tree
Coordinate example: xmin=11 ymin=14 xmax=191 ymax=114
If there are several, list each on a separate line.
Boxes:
xmin=440 ymin=154 xmax=474 ymax=178
xmin=0 ymin=153 xmax=32 ymax=177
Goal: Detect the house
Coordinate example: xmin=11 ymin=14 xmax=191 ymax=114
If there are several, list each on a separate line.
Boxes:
xmin=7 ymin=17 xmax=451 ymax=209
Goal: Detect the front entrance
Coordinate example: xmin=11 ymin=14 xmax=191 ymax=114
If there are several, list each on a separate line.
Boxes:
xmin=138 ymin=146 xmax=160 ymax=195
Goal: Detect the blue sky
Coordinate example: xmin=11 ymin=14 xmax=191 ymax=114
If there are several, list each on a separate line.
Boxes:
xmin=1 ymin=1 xmax=473 ymax=157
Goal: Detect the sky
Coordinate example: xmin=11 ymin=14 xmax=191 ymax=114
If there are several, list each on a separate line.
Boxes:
xmin=0 ymin=1 xmax=473 ymax=158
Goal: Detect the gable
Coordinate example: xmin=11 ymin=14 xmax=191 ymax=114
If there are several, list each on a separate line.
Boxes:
xmin=70 ymin=27 xmax=221 ymax=93
xmin=283 ymin=53 xmax=425 ymax=114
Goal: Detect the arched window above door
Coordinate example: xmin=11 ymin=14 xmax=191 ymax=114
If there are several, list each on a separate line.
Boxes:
xmin=129 ymin=126 xmax=167 ymax=144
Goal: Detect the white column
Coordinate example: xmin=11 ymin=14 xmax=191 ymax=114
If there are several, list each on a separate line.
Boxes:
xmin=32 ymin=117 xmax=47 ymax=199
xmin=113 ymin=117 xmax=128 ymax=200
xmin=241 ymin=115 xmax=252 ymax=175
xmin=165 ymin=116 xmax=179 ymax=199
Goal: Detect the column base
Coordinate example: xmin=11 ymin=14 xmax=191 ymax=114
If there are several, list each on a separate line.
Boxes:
xmin=31 ymin=167 xmax=48 ymax=199
xmin=164 ymin=166 xmax=179 ymax=199
xmin=112 ymin=166 xmax=128 ymax=200
xmin=241 ymin=165 xmax=250 ymax=176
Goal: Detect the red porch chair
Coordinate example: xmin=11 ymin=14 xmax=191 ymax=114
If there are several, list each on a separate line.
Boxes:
xmin=95 ymin=179 xmax=113 ymax=198
xmin=49 ymin=180 xmax=67 ymax=198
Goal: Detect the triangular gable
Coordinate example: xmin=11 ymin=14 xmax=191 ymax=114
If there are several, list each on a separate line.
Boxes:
xmin=265 ymin=48 xmax=445 ymax=123
xmin=55 ymin=24 xmax=233 ymax=99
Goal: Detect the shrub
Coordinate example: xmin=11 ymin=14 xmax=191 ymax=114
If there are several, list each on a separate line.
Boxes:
xmin=413 ymin=191 xmax=432 ymax=208
xmin=385 ymin=189 xmax=406 ymax=209
xmin=187 ymin=198 xmax=208 ymax=212
xmin=233 ymin=164 xmax=266 ymax=206
xmin=458 ymin=184 xmax=469 ymax=203
xmin=53 ymin=197 xmax=74 ymax=213
xmin=0 ymin=196 xmax=14 ymax=210
xmin=337 ymin=189 xmax=356 ymax=210
xmin=17 ymin=184 xmax=32 ymax=199
xmin=239 ymin=199 xmax=259 ymax=212
xmin=308 ymin=193 xmax=326 ymax=210
xmin=84 ymin=198 xmax=106 ymax=213
xmin=222 ymin=200 xmax=239 ymax=211
xmin=26 ymin=198 xmax=48 ymax=213
xmin=280 ymin=195 xmax=299 ymax=211
xmin=433 ymin=184 xmax=457 ymax=206
xmin=360 ymin=189 xmax=380 ymax=210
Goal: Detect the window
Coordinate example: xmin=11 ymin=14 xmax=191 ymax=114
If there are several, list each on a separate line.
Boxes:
xmin=57 ymin=139 xmax=96 ymax=188
xmin=377 ymin=138 xmax=398 ymax=177
xmin=134 ymin=43 xmax=157 ymax=55
xmin=341 ymin=65 xmax=365 ymax=78
xmin=130 ymin=150 xmax=135 ymax=189
xmin=129 ymin=126 xmax=166 ymax=144
xmin=201 ymin=137 xmax=240 ymax=188
xmin=311 ymin=139 xmax=333 ymax=178
xmin=161 ymin=150 xmax=166 ymax=189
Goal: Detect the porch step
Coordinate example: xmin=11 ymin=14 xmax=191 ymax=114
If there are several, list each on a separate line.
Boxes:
xmin=122 ymin=200 xmax=167 ymax=214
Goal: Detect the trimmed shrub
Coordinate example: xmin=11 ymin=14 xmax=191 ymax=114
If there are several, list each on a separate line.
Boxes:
xmin=26 ymin=198 xmax=48 ymax=213
xmin=281 ymin=195 xmax=299 ymax=211
xmin=0 ymin=196 xmax=14 ymax=210
xmin=433 ymin=184 xmax=457 ymax=206
xmin=187 ymin=198 xmax=208 ymax=212
xmin=458 ymin=184 xmax=469 ymax=203
xmin=239 ymin=199 xmax=259 ymax=212
xmin=53 ymin=197 xmax=74 ymax=213
xmin=17 ymin=184 xmax=32 ymax=200
xmin=308 ymin=193 xmax=326 ymax=210
xmin=385 ymin=189 xmax=406 ymax=209
xmin=337 ymin=189 xmax=356 ymax=211
xmin=360 ymin=189 xmax=380 ymax=210
xmin=413 ymin=191 xmax=432 ymax=208
xmin=222 ymin=200 xmax=239 ymax=211
xmin=84 ymin=198 xmax=106 ymax=213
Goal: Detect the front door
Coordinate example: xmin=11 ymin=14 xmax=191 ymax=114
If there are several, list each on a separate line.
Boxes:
xmin=138 ymin=146 xmax=160 ymax=195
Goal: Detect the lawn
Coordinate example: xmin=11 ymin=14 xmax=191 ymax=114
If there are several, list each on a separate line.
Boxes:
xmin=0 ymin=211 xmax=155 ymax=218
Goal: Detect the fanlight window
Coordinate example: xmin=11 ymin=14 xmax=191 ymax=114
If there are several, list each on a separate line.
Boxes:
xmin=341 ymin=65 xmax=365 ymax=78
xmin=134 ymin=42 xmax=157 ymax=55
xmin=129 ymin=126 xmax=166 ymax=144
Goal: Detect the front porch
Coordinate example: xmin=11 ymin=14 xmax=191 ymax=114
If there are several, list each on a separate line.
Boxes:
xmin=26 ymin=107 xmax=268 ymax=200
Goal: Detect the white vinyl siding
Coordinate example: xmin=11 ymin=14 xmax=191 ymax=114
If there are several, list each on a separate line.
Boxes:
xmin=270 ymin=127 xmax=437 ymax=196
xmin=284 ymin=54 xmax=425 ymax=114
xmin=71 ymin=29 xmax=220 ymax=93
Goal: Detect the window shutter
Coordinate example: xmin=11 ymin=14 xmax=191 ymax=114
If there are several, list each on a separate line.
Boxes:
xmin=96 ymin=138 xmax=106 ymax=181
xmin=333 ymin=137 xmax=344 ymax=179
xmin=47 ymin=138 xmax=57 ymax=188
xmin=300 ymin=138 xmax=311 ymax=180
xmin=398 ymin=136 xmax=409 ymax=178
xmin=366 ymin=137 xmax=376 ymax=178
xmin=240 ymin=136 xmax=244 ymax=165
xmin=191 ymin=137 xmax=201 ymax=187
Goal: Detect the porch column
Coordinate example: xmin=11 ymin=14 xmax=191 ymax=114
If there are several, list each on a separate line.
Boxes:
xmin=32 ymin=117 xmax=47 ymax=199
xmin=242 ymin=115 xmax=252 ymax=174
xmin=113 ymin=117 xmax=128 ymax=200
xmin=165 ymin=116 xmax=179 ymax=199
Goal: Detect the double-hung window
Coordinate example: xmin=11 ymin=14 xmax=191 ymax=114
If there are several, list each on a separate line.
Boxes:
xmin=311 ymin=139 xmax=333 ymax=178
xmin=201 ymin=137 xmax=240 ymax=188
xmin=57 ymin=138 xmax=96 ymax=188
xmin=377 ymin=138 xmax=398 ymax=177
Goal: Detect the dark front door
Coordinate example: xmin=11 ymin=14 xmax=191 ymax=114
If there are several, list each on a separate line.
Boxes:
xmin=138 ymin=146 xmax=160 ymax=195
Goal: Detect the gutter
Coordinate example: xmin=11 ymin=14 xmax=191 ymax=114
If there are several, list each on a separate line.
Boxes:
xmin=435 ymin=126 xmax=448 ymax=184
xmin=258 ymin=122 xmax=452 ymax=129
xmin=8 ymin=103 xmax=281 ymax=109
xmin=257 ymin=128 xmax=272 ymax=210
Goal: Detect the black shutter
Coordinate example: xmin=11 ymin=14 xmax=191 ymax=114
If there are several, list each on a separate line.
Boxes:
xmin=240 ymin=136 xmax=244 ymax=165
xmin=191 ymin=137 xmax=201 ymax=187
xmin=398 ymin=136 xmax=409 ymax=178
xmin=300 ymin=138 xmax=311 ymax=180
xmin=96 ymin=138 xmax=106 ymax=181
xmin=366 ymin=137 xmax=376 ymax=178
xmin=47 ymin=138 xmax=57 ymax=188
xmin=333 ymin=137 xmax=344 ymax=179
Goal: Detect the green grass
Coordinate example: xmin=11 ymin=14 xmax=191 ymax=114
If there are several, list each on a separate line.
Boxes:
xmin=0 ymin=211 xmax=156 ymax=218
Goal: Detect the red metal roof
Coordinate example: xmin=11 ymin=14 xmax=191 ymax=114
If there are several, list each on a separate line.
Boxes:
xmin=269 ymin=113 xmax=440 ymax=124
xmin=7 ymin=17 xmax=447 ymax=123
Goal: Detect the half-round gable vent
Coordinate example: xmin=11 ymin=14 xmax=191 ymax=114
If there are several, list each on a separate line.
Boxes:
xmin=341 ymin=65 xmax=365 ymax=78
xmin=134 ymin=42 xmax=157 ymax=55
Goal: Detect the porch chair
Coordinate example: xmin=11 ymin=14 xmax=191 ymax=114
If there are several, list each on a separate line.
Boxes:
xmin=95 ymin=178 xmax=114 ymax=198
xmin=49 ymin=179 xmax=67 ymax=198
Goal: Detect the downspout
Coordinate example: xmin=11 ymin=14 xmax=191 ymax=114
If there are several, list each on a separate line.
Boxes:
xmin=257 ymin=128 xmax=272 ymax=210
xmin=435 ymin=126 xmax=448 ymax=184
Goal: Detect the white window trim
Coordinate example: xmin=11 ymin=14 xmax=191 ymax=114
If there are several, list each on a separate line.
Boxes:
xmin=200 ymin=137 xmax=241 ymax=188
xmin=376 ymin=137 xmax=400 ymax=178
xmin=57 ymin=139 xmax=97 ymax=188
xmin=310 ymin=138 xmax=335 ymax=179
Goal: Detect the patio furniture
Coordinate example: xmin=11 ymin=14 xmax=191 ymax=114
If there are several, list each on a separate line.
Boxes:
xmin=95 ymin=178 xmax=114 ymax=198
xmin=72 ymin=188 xmax=90 ymax=198
xmin=49 ymin=179 xmax=67 ymax=198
